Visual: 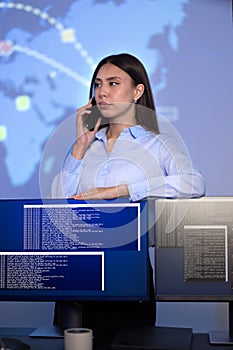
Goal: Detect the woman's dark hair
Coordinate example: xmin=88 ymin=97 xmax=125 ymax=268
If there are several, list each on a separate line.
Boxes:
xmin=89 ymin=53 xmax=159 ymax=134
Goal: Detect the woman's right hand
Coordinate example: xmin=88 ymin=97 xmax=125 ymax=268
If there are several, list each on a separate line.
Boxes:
xmin=72 ymin=98 xmax=101 ymax=160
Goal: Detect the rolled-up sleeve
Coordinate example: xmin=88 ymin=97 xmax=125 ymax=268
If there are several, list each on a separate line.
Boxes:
xmin=50 ymin=154 xmax=83 ymax=198
xmin=128 ymin=135 xmax=205 ymax=201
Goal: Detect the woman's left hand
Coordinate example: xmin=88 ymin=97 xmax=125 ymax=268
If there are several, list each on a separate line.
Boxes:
xmin=69 ymin=185 xmax=129 ymax=200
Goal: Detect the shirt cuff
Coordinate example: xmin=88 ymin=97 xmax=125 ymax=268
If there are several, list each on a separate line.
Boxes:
xmin=128 ymin=181 xmax=149 ymax=202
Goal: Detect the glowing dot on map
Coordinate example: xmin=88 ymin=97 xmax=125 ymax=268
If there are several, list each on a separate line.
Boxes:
xmin=0 ymin=40 xmax=13 ymax=56
xmin=0 ymin=126 xmax=7 ymax=142
xmin=60 ymin=28 xmax=76 ymax=43
xmin=49 ymin=71 xmax=57 ymax=79
xmin=74 ymin=42 xmax=82 ymax=50
xmin=15 ymin=95 xmax=31 ymax=111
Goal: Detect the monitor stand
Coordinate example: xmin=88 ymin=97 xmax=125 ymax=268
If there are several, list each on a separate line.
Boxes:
xmin=209 ymin=301 xmax=233 ymax=345
xmin=30 ymin=302 xmax=83 ymax=338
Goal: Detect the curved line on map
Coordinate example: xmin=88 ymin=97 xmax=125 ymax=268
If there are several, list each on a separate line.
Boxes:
xmin=0 ymin=1 xmax=96 ymax=69
xmin=13 ymin=44 xmax=90 ymax=86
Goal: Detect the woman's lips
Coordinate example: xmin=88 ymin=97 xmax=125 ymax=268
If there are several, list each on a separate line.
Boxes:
xmin=98 ymin=102 xmax=111 ymax=109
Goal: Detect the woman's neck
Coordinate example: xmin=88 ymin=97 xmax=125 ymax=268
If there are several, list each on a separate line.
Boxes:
xmin=105 ymin=122 xmax=135 ymax=154
xmin=106 ymin=103 xmax=137 ymax=139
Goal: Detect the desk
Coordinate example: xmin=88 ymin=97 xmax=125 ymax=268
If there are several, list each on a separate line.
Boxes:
xmin=0 ymin=327 xmax=112 ymax=350
xmin=191 ymin=333 xmax=233 ymax=350
xmin=0 ymin=328 xmax=63 ymax=350
xmin=1 ymin=328 xmax=233 ymax=350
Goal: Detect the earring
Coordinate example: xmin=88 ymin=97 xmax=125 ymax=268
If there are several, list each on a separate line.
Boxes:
xmin=133 ymin=98 xmax=138 ymax=104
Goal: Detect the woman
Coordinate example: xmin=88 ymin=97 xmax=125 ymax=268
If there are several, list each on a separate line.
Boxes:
xmin=51 ymin=53 xmax=205 ymax=201
xmin=51 ymin=53 xmax=205 ymax=341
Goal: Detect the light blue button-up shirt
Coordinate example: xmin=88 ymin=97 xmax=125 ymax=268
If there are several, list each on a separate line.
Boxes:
xmin=50 ymin=125 xmax=205 ymax=201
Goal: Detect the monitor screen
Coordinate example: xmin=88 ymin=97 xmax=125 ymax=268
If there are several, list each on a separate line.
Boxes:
xmin=0 ymin=198 xmax=149 ymax=302
xmin=153 ymin=197 xmax=233 ymax=301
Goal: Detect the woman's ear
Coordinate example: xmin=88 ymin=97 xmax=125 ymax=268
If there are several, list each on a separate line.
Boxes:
xmin=133 ymin=84 xmax=145 ymax=102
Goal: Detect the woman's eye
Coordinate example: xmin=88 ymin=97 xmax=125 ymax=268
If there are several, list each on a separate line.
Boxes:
xmin=110 ymin=82 xmax=119 ymax=86
xmin=94 ymin=82 xmax=101 ymax=88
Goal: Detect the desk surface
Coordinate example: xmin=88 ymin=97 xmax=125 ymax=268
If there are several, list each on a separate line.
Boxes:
xmin=0 ymin=327 xmax=112 ymax=350
xmin=1 ymin=327 xmax=233 ymax=350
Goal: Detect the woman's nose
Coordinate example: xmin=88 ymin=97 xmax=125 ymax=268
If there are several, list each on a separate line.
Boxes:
xmin=98 ymin=84 xmax=108 ymax=97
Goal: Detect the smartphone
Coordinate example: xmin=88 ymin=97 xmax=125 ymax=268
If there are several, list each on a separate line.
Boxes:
xmin=83 ymin=97 xmax=100 ymax=131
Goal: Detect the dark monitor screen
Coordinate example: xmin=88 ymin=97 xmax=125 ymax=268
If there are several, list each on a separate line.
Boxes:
xmin=0 ymin=198 xmax=149 ymax=302
xmin=153 ymin=197 xmax=233 ymax=301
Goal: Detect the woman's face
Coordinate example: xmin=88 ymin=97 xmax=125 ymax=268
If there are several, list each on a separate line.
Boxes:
xmin=94 ymin=63 xmax=141 ymax=123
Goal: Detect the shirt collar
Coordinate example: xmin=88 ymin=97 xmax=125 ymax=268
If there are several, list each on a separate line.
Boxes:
xmin=95 ymin=125 xmax=147 ymax=140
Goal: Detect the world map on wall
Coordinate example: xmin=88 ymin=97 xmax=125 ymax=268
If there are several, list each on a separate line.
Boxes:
xmin=0 ymin=0 xmax=189 ymax=197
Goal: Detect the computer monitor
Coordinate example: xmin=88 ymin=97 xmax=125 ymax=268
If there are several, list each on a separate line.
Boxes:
xmin=152 ymin=196 xmax=233 ymax=345
xmin=0 ymin=198 xmax=150 ymax=335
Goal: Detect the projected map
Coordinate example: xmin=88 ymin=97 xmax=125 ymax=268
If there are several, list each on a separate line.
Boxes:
xmin=0 ymin=0 xmax=193 ymax=197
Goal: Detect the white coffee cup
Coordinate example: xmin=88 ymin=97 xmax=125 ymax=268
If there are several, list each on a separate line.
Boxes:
xmin=64 ymin=328 xmax=93 ymax=350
